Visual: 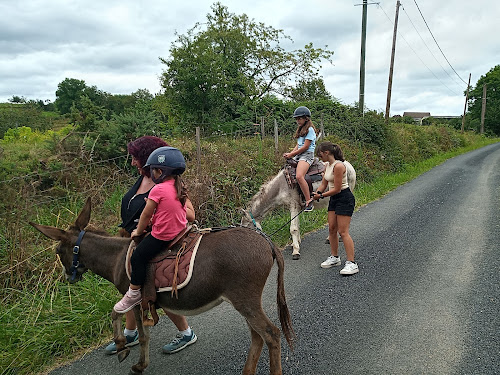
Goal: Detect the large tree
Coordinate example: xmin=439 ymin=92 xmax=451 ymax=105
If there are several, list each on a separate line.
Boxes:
xmin=55 ymin=78 xmax=109 ymax=115
xmin=160 ymin=2 xmax=334 ymax=131
xmin=467 ymin=65 xmax=500 ymax=136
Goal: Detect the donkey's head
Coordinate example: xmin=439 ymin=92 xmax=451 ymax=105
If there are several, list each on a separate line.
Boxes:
xmin=30 ymin=198 xmax=91 ymax=283
xmin=240 ymin=209 xmax=263 ymax=231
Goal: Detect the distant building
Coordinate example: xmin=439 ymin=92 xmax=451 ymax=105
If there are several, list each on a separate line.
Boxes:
xmin=403 ymin=112 xmax=431 ymax=125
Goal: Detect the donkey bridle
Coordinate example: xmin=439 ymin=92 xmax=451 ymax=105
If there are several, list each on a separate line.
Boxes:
xmin=70 ymin=230 xmax=86 ymax=282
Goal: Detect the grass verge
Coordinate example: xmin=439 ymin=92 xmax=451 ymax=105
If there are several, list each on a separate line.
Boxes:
xmin=1 ymin=137 xmax=498 ymax=375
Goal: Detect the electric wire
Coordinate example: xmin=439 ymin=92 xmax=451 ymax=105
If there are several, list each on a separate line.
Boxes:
xmin=401 ymin=5 xmax=464 ymax=90
xmin=412 ymin=0 xmax=468 ymax=85
xmin=377 ymin=4 xmax=460 ymax=96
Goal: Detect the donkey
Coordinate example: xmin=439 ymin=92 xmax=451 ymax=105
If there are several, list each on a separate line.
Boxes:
xmin=242 ymin=161 xmax=356 ymax=257
xmin=31 ymin=198 xmax=294 ymax=375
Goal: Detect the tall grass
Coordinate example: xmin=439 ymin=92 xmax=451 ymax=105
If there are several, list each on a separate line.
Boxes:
xmin=0 ymin=125 xmax=497 ymax=374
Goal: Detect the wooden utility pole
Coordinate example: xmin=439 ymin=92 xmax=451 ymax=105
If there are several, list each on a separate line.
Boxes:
xmin=480 ymin=83 xmax=486 ymax=134
xmin=461 ymin=73 xmax=471 ymax=132
xmin=385 ymin=0 xmax=401 ymax=123
xmin=359 ymin=0 xmax=368 ymax=114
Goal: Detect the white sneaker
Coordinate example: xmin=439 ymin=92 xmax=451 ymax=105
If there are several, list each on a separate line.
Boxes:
xmin=340 ymin=261 xmax=359 ymax=275
xmin=321 ymin=255 xmax=341 ymax=268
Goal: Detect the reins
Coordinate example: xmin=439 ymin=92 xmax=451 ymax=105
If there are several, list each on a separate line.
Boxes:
xmin=248 ymin=206 xmax=308 ymax=239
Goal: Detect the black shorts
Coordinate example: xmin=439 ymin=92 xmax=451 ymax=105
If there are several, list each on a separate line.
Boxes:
xmin=328 ymin=188 xmax=355 ymax=216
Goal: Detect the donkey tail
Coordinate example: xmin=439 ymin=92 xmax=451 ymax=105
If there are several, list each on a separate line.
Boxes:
xmin=274 ymin=245 xmax=296 ymax=349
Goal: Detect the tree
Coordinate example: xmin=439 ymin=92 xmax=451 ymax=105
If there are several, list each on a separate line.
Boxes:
xmin=467 ymin=65 xmax=500 ymax=136
xmin=8 ymin=95 xmax=26 ymax=103
xmin=286 ymin=78 xmax=333 ymax=102
xmin=54 ymin=78 xmax=110 ymax=115
xmin=55 ymin=78 xmax=87 ymax=114
xmin=160 ymin=2 xmax=334 ymax=132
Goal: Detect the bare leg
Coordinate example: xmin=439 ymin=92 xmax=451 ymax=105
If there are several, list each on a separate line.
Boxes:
xmin=328 ymin=211 xmax=339 ymax=256
xmin=337 ymin=214 xmax=354 ymax=261
xmin=296 ymin=160 xmax=311 ymax=203
xmin=125 ymin=310 xmax=137 ymax=330
xmin=164 ymin=310 xmax=188 ymax=331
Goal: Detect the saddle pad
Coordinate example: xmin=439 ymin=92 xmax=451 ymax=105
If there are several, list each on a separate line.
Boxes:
xmin=155 ymin=235 xmax=202 ymax=292
xmin=125 ymin=234 xmax=203 ymax=292
xmin=284 ymin=157 xmax=325 ymax=189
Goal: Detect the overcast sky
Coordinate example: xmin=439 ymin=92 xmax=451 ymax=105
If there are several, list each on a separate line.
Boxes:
xmin=1 ymin=0 xmax=499 ymax=116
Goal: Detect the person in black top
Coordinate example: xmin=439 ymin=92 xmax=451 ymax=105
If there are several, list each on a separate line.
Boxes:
xmin=105 ymin=136 xmax=197 ymax=355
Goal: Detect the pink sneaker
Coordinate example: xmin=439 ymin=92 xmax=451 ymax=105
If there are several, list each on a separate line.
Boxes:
xmin=114 ymin=289 xmax=142 ymax=313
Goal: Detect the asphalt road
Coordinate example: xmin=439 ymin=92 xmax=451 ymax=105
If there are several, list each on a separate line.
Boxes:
xmin=50 ymin=143 xmax=500 ymax=375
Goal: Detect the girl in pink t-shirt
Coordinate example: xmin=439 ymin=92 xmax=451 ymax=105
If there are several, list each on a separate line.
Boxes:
xmin=114 ymin=147 xmax=188 ymax=314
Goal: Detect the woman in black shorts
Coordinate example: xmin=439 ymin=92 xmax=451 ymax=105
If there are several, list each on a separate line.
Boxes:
xmin=308 ymin=142 xmax=358 ymax=275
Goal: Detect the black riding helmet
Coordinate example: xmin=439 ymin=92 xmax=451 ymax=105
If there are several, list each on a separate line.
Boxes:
xmin=293 ymin=106 xmax=311 ymax=118
xmin=144 ymin=146 xmax=186 ymax=183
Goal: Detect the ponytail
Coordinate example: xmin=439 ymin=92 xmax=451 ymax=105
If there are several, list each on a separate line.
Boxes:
xmin=174 ymin=175 xmax=188 ymax=206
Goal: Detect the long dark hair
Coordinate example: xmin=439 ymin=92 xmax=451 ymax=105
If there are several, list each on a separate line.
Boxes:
xmin=294 ymin=117 xmax=317 ymax=138
xmin=316 ymin=141 xmax=345 ymax=162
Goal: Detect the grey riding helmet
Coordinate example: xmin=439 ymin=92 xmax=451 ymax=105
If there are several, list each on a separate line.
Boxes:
xmin=293 ymin=106 xmax=311 ymax=118
xmin=144 ymin=146 xmax=186 ymax=183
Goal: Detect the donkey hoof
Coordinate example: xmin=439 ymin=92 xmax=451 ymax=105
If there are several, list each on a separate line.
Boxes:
xmin=130 ymin=364 xmax=144 ymax=374
xmin=117 ymin=348 xmax=130 ymax=363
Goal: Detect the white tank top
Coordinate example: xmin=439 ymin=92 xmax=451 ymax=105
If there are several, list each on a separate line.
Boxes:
xmin=324 ymin=160 xmax=349 ymax=191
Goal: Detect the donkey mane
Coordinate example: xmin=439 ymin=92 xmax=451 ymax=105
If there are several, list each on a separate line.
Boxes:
xmin=249 ymin=171 xmax=287 ymax=219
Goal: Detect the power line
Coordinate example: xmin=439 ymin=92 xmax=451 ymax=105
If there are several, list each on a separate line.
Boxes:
xmin=377 ymin=4 xmax=461 ymax=96
xmin=401 ymin=5 xmax=464 ymax=90
xmin=412 ymin=0 xmax=468 ymax=85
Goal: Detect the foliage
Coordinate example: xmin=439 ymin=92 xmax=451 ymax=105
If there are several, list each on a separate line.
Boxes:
xmin=467 ymin=65 xmax=500 ymax=136
xmin=160 ymin=2 xmax=334 ymax=132
xmin=285 ymin=78 xmax=333 ymax=102
xmin=0 ymin=121 xmax=496 ymax=374
xmin=0 ymin=102 xmax=53 ymax=138
xmin=54 ymin=78 xmax=88 ymax=114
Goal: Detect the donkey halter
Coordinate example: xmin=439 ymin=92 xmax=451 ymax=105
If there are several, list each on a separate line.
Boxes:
xmin=70 ymin=230 xmax=86 ymax=282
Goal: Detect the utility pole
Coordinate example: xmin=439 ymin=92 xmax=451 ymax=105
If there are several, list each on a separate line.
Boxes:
xmin=359 ymin=0 xmax=368 ymax=115
xmin=461 ymin=73 xmax=471 ymax=133
xmin=480 ymin=83 xmax=486 ymax=134
xmin=385 ymin=0 xmax=401 ymax=123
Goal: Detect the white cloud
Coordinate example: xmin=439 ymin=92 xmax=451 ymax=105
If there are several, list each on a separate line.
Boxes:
xmin=1 ymin=0 xmax=499 ymax=115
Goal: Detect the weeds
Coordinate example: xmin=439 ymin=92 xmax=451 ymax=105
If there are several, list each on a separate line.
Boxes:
xmin=0 ymin=125 xmax=498 ymax=374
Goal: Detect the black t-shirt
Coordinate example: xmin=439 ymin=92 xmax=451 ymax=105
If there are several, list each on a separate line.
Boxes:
xmin=119 ymin=176 xmax=152 ymax=234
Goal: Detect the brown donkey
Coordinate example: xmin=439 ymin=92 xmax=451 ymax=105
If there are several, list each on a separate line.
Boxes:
xmin=31 ymin=198 xmax=294 ymax=375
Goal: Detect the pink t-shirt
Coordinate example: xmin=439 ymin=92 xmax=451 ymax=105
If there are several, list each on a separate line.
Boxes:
xmin=147 ymin=179 xmax=187 ymax=241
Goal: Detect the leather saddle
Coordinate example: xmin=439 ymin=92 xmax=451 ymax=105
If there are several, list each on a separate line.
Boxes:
xmin=284 ymin=158 xmax=325 ymax=199
xmin=127 ymin=226 xmax=203 ymax=326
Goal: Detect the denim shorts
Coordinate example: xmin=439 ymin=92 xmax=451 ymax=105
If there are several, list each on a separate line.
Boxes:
xmin=294 ymin=151 xmax=315 ymax=165
xmin=328 ymin=188 xmax=355 ymax=216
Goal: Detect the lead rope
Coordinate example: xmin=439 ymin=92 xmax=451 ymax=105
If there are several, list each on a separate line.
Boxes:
xmin=267 ymin=207 xmax=307 ymax=238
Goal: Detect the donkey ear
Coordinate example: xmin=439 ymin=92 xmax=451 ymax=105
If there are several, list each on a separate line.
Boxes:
xmin=74 ymin=197 xmax=91 ymax=230
xmin=30 ymin=222 xmax=68 ymax=241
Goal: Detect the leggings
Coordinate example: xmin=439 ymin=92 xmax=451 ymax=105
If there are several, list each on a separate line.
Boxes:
xmin=130 ymin=234 xmax=171 ymax=286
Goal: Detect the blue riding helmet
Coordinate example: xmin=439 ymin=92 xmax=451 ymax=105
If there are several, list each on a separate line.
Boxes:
xmin=293 ymin=106 xmax=311 ymax=118
xmin=144 ymin=146 xmax=186 ymax=183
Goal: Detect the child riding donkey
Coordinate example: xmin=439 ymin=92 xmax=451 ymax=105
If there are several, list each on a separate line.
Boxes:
xmin=283 ymin=106 xmax=322 ymax=213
